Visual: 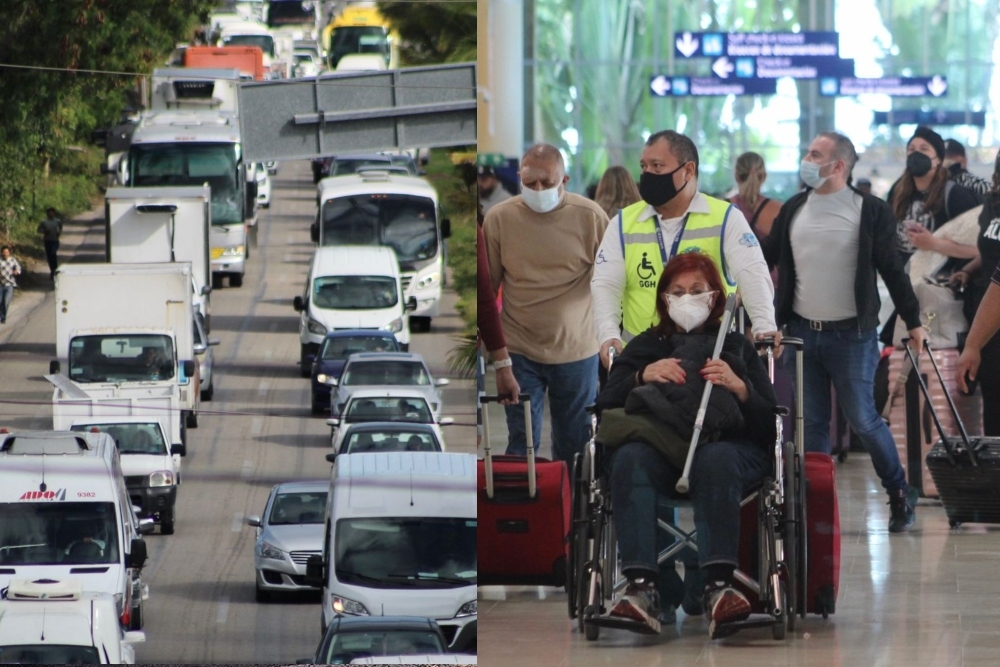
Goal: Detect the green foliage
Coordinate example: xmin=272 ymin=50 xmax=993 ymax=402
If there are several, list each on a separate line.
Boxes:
xmin=376 ymin=2 xmax=476 ymax=65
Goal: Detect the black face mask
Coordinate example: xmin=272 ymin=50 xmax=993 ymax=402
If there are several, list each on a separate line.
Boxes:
xmin=906 ymin=152 xmax=933 ymax=178
xmin=639 ymin=162 xmax=689 ymax=207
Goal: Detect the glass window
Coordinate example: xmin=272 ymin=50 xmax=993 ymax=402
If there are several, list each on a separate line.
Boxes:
xmin=0 ymin=502 xmax=120 ymax=566
xmin=320 ymin=335 xmax=398 ymax=360
xmin=0 ymin=645 xmax=102 ymax=664
xmin=312 ymin=275 xmax=398 ymax=310
xmin=268 ymin=492 xmax=327 ymax=525
xmin=345 ymin=429 xmax=439 ymax=454
xmin=342 ymin=361 xmax=429 ymax=387
xmin=70 ymin=423 xmax=167 ymax=456
xmin=320 ymin=194 xmax=437 ymax=262
xmin=69 ymin=334 xmax=174 ymax=383
xmin=322 ymin=629 xmax=445 ymax=665
xmin=344 ymin=397 xmax=432 ymax=423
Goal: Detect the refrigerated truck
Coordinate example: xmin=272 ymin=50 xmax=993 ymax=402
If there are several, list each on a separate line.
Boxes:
xmin=149 ymin=67 xmax=242 ymax=114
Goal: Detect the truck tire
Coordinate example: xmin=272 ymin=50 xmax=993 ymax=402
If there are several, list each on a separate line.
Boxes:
xmin=180 ymin=421 xmax=188 ymax=449
xmin=160 ymin=508 xmax=175 ymax=535
xmin=201 ymin=380 xmax=214 ymax=402
xmin=300 ymin=346 xmax=312 ymax=378
xmin=186 ymin=410 xmax=198 ymax=429
xmin=230 ymin=273 xmax=244 ymax=288
xmin=130 ymin=597 xmax=143 ymax=630
xmin=255 ymin=582 xmax=270 ymax=603
xmin=212 ymin=273 xmax=224 ymax=290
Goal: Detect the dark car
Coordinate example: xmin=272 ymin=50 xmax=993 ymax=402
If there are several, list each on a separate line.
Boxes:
xmin=310 ymin=330 xmax=401 ymax=414
xmin=300 ymin=615 xmax=448 ymax=665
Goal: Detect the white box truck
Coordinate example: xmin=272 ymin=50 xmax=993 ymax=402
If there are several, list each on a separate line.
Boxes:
xmin=105 ymin=186 xmax=213 ymax=328
xmin=149 ymin=67 xmax=241 ymax=115
xmin=51 ymin=263 xmax=199 ymax=444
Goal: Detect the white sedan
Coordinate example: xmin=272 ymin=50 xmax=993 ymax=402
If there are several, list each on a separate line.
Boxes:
xmin=326 ymin=389 xmax=453 ymax=447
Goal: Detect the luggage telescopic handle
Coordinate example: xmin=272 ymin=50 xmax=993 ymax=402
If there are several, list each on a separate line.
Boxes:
xmin=479 ymin=394 xmax=536 ymax=499
xmin=919 ymin=339 xmax=977 ymax=463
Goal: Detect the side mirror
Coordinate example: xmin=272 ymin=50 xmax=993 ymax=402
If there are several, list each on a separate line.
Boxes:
xmin=99 ymin=162 xmax=112 ymax=174
xmin=182 ymin=360 xmax=196 ymax=377
xmin=129 ymin=538 xmax=148 ymax=568
xmin=200 ymin=285 xmax=212 ymax=296
xmin=193 ymin=343 xmax=207 ymax=355
xmin=246 ymin=515 xmax=262 ymax=527
xmin=435 ymin=378 xmax=451 ymax=387
xmin=49 ymin=360 xmax=61 ymax=375
xmin=325 ymin=453 xmax=337 ymax=463
xmin=208 ymin=338 xmax=221 ymax=346
xmin=170 ymin=443 xmax=186 ymax=457
xmin=122 ymin=631 xmax=146 ymax=645
xmin=439 ymin=417 xmax=455 ymax=426
xmin=136 ymin=518 xmax=156 ymax=536
xmin=296 ymin=659 xmax=312 ymax=665
xmin=305 ymin=554 xmax=325 ymax=587
xmin=92 ymin=128 xmax=109 ymax=147
xmin=441 ymin=218 xmax=451 ymax=238
xmin=326 ymin=417 xmax=340 ymax=427
xmin=245 ymin=180 xmax=258 ymax=213
xmin=293 ymin=296 xmax=304 ymax=312
xmin=310 ymin=222 xmax=319 ymax=243
xmin=405 ymin=296 xmax=417 ymax=312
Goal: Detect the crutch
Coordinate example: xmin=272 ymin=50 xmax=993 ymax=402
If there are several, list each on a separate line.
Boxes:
xmin=676 ymin=292 xmax=741 ymax=493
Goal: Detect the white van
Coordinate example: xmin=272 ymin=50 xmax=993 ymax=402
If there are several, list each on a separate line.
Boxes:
xmin=306 ymin=452 xmax=476 ymax=653
xmin=294 ymin=246 xmax=415 ymax=373
xmin=0 ymin=431 xmax=151 ymax=630
xmin=0 ymin=579 xmax=145 ymax=664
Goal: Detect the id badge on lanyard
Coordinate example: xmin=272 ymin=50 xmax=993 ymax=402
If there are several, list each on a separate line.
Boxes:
xmin=654 ymin=214 xmax=690 ymax=266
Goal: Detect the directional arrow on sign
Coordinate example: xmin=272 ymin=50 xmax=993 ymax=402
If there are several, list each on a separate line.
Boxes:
xmin=712 ymin=56 xmax=734 ymax=79
xmin=927 ymin=75 xmax=948 ymax=97
xmin=650 ymin=75 xmax=671 ymax=96
xmin=676 ymin=32 xmax=699 ymax=58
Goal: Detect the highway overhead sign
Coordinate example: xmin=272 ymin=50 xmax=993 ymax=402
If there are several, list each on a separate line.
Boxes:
xmin=674 ymin=31 xmax=840 ymax=59
xmin=820 ymin=75 xmax=948 ymax=97
xmin=873 ymin=109 xmax=985 ymax=127
xmin=649 ymin=75 xmax=777 ymax=97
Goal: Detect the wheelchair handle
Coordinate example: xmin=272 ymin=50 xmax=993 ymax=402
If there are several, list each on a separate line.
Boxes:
xmin=480 ymin=393 xmax=531 ymax=405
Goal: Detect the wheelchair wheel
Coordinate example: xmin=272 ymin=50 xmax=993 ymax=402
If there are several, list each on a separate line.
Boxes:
xmin=583 ymin=504 xmax=607 ymax=641
xmin=567 ymin=453 xmax=585 ymax=621
xmin=782 ymin=440 xmax=798 ymax=631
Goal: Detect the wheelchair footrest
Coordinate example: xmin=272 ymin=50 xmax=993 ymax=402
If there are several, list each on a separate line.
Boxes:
xmin=710 ymin=614 xmax=780 ymax=639
xmin=584 ymin=614 xmax=660 ymax=635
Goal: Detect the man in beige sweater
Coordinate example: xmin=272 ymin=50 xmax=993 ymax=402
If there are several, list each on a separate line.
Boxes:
xmin=482 ymin=144 xmax=610 ymax=463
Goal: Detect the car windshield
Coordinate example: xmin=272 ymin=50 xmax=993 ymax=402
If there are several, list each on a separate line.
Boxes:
xmin=322 ymin=629 xmax=445 ymax=665
xmin=342 ymin=361 xmax=430 ymax=387
xmin=330 ymin=26 xmax=389 ymax=67
xmin=68 ymin=334 xmax=175 ymax=383
xmin=320 ymin=336 xmax=398 ymax=361
xmin=268 ymin=491 xmax=327 ymax=526
xmin=344 ymin=397 xmax=432 ymax=423
xmin=320 ymin=194 xmax=437 ymax=263
xmin=331 ymin=158 xmax=401 ymax=176
xmin=343 ymin=429 xmax=440 ymax=454
xmin=70 ymin=422 xmax=167 ymax=456
xmin=0 ymin=502 xmax=120 ymax=566
xmin=313 ymin=276 xmax=397 ymax=310
xmin=0 ymin=645 xmax=102 ymax=664
xmin=224 ymin=34 xmax=275 ymax=57
xmin=335 ymin=517 xmax=476 ymax=588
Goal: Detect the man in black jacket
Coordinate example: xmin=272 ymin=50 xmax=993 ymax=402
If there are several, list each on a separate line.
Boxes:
xmin=765 ymin=131 xmax=927 ymax=533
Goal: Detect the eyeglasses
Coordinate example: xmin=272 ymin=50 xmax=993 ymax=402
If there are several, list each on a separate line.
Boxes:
xmin=665 ymin=288 xmax=716 ymax=298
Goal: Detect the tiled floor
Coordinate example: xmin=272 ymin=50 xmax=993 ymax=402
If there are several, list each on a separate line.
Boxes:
xmin=478 ymin=398 xmax=1000 ymax=667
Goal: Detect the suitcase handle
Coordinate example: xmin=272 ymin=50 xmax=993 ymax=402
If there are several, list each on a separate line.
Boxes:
xmin=900 ymin=341 xmax=977 ymax=467
xmin=479 ymin=394 xmax=535 ymax=499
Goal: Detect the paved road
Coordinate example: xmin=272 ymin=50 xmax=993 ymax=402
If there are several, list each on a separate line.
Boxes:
xmin=0 ymin=159 xmax=475 ymax=664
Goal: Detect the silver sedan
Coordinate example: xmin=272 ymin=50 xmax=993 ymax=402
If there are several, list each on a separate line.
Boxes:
xmin=246 ymin=480 xmax=327 ymax=602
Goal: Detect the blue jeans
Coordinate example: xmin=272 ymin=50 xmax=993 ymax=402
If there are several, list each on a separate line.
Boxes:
xmin=504 ymin=353 xmax=598 ymax=464
xmin=788 ymin=319 xmax=906 ymax=492
xmin=610 ymin=439 xmax=771 ymax=574
xmin=0 ymin=285 xmax=12 ymax=322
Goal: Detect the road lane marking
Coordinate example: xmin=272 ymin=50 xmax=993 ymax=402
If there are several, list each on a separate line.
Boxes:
xmin=258 ymin=380 xmax=270 ymax=397
xmin=284 ymin=254 xmax=294 ymax=263
xmin=216 ymin=596 xmax=229 ymax=624
xmin=231 ymin=512 xmax=244 ymax=532
xmin=263 ymin=349 xmax=273 ymax=359
xmin=241 ymin=459 xmax=254 ymax=480
xmin=250 ymin=417 xmax=263 ymax=435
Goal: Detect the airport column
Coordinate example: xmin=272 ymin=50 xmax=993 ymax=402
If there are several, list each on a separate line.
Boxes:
xmin=477 ymin=0 xmax=524 ymax=157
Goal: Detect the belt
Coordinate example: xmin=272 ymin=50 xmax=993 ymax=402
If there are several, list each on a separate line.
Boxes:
xmin=793 ymin=314 xmax=858 ymax=332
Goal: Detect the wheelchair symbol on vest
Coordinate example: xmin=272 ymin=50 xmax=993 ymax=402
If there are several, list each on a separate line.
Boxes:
xmin=637 ymin=252 xmax=657 ymax=280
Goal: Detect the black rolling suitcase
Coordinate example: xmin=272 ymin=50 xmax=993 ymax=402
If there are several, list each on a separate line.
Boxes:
xmin=902 ymin=342 xmax=1000 ymax=527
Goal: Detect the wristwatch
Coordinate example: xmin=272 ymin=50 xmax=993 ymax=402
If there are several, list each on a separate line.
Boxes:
xmin=493 ymin=358 xmax=513 ymax=369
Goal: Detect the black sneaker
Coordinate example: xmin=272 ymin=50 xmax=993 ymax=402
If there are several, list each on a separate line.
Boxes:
xmin=888 ymin=485 xmax=918 ymax=533
xmin=608 ymin=578 xmax=661 ymax=634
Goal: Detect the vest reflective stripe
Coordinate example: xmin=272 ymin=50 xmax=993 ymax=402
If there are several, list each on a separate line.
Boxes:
xmin=620 ymin=197 xmax=735 ymax=341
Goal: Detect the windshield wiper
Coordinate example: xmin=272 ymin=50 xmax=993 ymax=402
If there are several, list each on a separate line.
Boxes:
xmin=336 ymin=570 xmax=406 ymax=585
xmin=387 ymin=573 xmax=471 ymax=585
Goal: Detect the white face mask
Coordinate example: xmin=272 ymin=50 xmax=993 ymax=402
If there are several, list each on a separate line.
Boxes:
xmin=665 ymin=291 xmax=716 ymax=332
xmin=799 ymin=159 xmax=833 ymax=189
xmin=521 ymin=184 xmax=562 ymax=213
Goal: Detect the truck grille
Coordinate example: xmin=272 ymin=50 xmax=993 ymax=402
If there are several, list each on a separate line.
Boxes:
xmin=401 ymin=275 xmax=413 ymax=293
xmin=125 ymin=476 xmax=147 ymax=487
xmin=289 ymin=550 xmax=321 ymax=565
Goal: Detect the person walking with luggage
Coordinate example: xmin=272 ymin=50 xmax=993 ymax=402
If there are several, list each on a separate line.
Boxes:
xmin=36 ymin=208 xmax=63 ymax=280
xmin=0 ymin=246 xmax=22 ymax=324
xmin=591 ymin=130 xmax=781 ymax=372
xmin=595 ymin=252 xmax=777 ymax=637
xmin=481 ymin=143 xmax=609 ymax=463
xmin=764 ymin=130 xmax=927 ymax=533
xmin=477 ymin=210 xmax=520 ymax=405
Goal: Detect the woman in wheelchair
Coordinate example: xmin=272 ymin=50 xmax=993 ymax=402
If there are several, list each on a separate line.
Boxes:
xmin=595 ymin=252 xmax=777 ymax=636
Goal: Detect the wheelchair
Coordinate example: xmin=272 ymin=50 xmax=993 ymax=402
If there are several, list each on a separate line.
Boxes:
xmin=566 ymin=337 xmax=808 ymax=641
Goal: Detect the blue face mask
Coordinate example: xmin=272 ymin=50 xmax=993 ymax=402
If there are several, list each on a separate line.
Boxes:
xmin=799 ymin=160 xmax=833 ymax=189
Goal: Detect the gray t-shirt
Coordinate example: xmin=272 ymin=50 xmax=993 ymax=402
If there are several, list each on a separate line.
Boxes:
xmin=37 ymin=217 xmax=62 ymax=242
xmin=790 ymin=186 xmax=862 ymax=321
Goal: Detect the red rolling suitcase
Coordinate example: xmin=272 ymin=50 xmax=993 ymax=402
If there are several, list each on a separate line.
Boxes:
xmin=478 ymin=395 xmax=572 ymax=586
xmin=803 ymin=451 xmax=840 ymax=617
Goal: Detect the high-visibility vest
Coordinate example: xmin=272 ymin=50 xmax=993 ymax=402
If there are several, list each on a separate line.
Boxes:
xmin=619 ymin=196 xmax=736 ymax=342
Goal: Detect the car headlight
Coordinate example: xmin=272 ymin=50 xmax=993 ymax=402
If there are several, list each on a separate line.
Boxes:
xmin=307 ymin=318 xmax=327 ymax=335
xmin=257 ymin=541 xmax=285 ymax=561
xmin=455 ymin=600 xmax=477 ymax=617
xmin=149 ymin=470 xmax=175 ymax=488
xmin=317 ymin=373 xmax=337 ymax=385
xmin=382 ymin=317 xmax=403 ymax=333
xmin=331 ymin=595 xmax=369 ymax=616
xmin=416 ymin=273 xmax=439 ymax=290
xmin=222 ymin=245 xmax=244 ymax=257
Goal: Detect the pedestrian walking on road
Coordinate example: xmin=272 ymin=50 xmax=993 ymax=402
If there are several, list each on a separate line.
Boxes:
xmin=0 ymin=246 xmax=22 ymax=324
xmin=36 ymin=208 xmax=63 ymax=280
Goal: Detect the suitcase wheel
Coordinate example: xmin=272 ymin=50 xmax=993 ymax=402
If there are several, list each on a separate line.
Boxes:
xmin=949 ymin=520 xmax=962 ymax=529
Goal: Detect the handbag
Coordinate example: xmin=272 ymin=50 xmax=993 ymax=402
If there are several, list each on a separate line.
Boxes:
xmin=594 ymin=408 xmax=693 ymax=469
xmin=892 ymin=279 xmax=967 ymax=349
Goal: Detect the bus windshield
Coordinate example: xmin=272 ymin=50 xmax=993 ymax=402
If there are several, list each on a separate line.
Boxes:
xmin=330 ymin=26 xmax=389 ymax=68
xmin=267 ymin=0 xmax=317 ymax=27
xmin=223 ymin=34 xmax=275 ymax=57
xmin=129 ymin=143 xmax=243 ymax=225
xmin=0 ymin=502 xmax=120 ymax=567
xmin=320 ymin=194 xmax=438 ymax=263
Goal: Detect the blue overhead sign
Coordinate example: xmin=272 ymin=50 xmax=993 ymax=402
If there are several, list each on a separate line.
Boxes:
xmin=674 ymin=31 xmax=840 ymax=59
xmin=730 ymin=56 xmax=854 ymax=79
xmin=820 ymin=76 xmax=948 ymax=97
xmin=650 ymin=75 xmax=777 ymax=97
xmin=873 ymin=110 xmax=986 ymax=127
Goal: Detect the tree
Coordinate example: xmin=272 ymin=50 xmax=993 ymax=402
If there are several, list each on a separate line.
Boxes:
xmin=376 ymin=2 xmax=476 ymax=65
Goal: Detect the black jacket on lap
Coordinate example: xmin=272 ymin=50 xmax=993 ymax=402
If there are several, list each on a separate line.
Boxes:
xmin=596 ymin=328 xmax=777 ymax=448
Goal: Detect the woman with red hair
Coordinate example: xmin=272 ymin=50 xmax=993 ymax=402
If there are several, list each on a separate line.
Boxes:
xmin=595 ymin=251 xmax=777 ymax=638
